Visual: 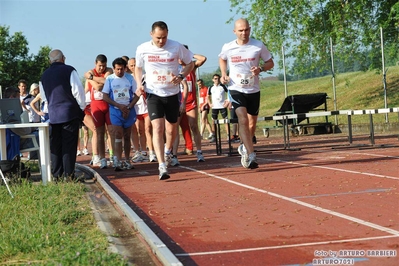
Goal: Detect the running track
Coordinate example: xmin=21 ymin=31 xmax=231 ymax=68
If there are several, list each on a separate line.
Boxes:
xmin=77 ymin=133 xmax=399 ymax=265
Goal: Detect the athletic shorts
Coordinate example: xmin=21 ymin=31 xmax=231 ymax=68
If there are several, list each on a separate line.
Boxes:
xmin=211 ymin=108 xmax=228 ymax=120
xmin=109 ymin=107 xmax=136 ymax=129
xmin=185 ymin=99 xmax=197 ymax=113
xmin=146 ymin=93 xmax=179 ymax=123
xmin=136 ymin=113 xmax=148 ymax=121
xmin=91 ymin=103 xmax=110 ymax=127
xmin=229 ymin=90 xmax=260 ymax=116
xmin=84 ymin=104 xmax=91 ymax=116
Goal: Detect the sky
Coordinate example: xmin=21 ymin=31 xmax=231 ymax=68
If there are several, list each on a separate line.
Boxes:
xmin=0 ymin=0 xmax=279 ymax=80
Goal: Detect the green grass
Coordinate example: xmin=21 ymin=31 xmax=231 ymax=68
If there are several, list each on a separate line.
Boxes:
xmin=0 ymin=180 xmax=128 ymax=266
xmin=258 ymin=66 xmax=399 ymax=126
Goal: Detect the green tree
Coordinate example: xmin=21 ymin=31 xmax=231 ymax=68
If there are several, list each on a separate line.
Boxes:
xmin=217 ymin=0 xmax=399 ymax=77
xmin=0 ymin=25 xmax=51 ymax=90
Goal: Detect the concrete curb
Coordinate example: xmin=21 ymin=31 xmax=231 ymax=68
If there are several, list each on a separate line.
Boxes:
xmin=75 ymin=164 xmax=183 ymax=266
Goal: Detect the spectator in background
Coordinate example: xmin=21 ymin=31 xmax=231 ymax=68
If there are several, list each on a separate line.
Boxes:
xmin=40 ymin=49 xmax=86 ymax=181
xmin=18 ymin=79 xmax=29 ymax=109
xmin=197 ymin=79 xmax=214 ymax=141
xmin=207 ymin=74 xmax=229 ymax=141
xmin=22 ymin=83 xmax=40 ymax=123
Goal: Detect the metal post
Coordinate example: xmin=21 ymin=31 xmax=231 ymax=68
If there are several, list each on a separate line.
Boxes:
xmin=282 ymin=45 xmax=288 ymax=98
xmin=330 ymin=37 xmax=338 ymax=125
xmin=380 ymin=27 xmax=388 ymax=123
xmin=369 ymin=113 xmax=375 ymax=145
xmin=347 ymin=114 xmax=353 ymax=144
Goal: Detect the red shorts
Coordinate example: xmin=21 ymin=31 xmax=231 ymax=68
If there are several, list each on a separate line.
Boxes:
xmin=136 ymin=113 xmax=148 ymax=121
xmin=84 ymin=104 xmax=92 ymax=116
xmin=91 ymin=102 xmax=110 ymax=127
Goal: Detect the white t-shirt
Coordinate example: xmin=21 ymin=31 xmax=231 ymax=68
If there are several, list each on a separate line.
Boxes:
xmin=135 ymin=39 xmax=193 ymax=97
xmin=208 ymin=84 xmax=228 ymax=109
xmin=219 ymin=38 xmax=272 ymax=93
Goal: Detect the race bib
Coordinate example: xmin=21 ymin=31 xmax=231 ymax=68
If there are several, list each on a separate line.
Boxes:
xmin=187 ymin=81 xmax=193 ymax=92
xmin=112 ymin=88 xmax=130 ymax=104
xmin=93 ymin=90 xmax=103 ymax=100
xmin=199 ymin=98 xmax=204 ymax=104
xmin=233 ymin=73 xmax=254 ymax=87
xmin=150 ymin=69 xmax=172 ymax=84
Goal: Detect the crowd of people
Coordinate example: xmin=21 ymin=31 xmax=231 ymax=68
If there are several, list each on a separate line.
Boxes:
xmin=3 ymin=18 xmax=274 ymax=181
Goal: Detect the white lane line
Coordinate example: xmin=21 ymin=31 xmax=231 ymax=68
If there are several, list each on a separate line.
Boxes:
xmin=175 ymin=235 xmax=398 ymax=256
xmin=303 ymin=148 xmax=399 ymax=159
xmin=179 ymin=165 xmax=399 ymax=237
xmin=263 ymin=158 xmax=399 ymax=181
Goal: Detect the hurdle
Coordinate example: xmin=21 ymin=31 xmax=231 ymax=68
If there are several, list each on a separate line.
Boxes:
xmin=213 ymin=107 xmax=399 ymax=156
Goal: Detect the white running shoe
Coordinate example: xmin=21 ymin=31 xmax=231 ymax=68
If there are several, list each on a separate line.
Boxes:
xmin=82 ymin=148 xmax=89 ymax=155
xmin=197 ymin=152 xmax=205 ymax=162
xmin=100 ymin=158 xmax=107 ymax=169
xmin=91 ymin=155 xmax=100 ymax=166
xmin=76 ymin=150 xmax=82 ymax=156
xmin=149 ymin=153 xmax=157 ymax=162
xmin=237 ymin=144 xmax=247 ymax=156
xmin=132 ymin=151 xmax=144 ymax=163
xmin=247 ymin=152 xmax=258 ymax=169
xmin=159 ymin=165 xmax=170 ymax=180
xmin=170 ymin=156 xmax=180 ymax=166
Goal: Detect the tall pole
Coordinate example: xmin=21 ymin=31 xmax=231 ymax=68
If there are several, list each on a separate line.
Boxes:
xmin=380 ymin=27 xmax=388 ymax=123
xmin=282 ymin=45 xmax=288 ymax=98
xmin=329 ymin=37 xmax=338 ymax=125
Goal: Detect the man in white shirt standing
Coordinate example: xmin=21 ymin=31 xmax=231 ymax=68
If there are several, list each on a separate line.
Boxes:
xmin=219 ymin=18 xmax=274 ymax=169
xmin=135 ymin=21 xmax=194 ymax=180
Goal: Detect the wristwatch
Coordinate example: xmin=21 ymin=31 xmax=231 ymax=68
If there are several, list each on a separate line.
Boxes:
xmin=127 ymin=105 xmax=131 ymax=110
xmin=178 ymin=74 xmax=184 ymax=80
xmin=89 ymin=73 xmax=93 ymax=80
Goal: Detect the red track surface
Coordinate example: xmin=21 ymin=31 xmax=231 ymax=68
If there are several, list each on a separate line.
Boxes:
xmin=77 ymin=133 xmax=399 ymax=266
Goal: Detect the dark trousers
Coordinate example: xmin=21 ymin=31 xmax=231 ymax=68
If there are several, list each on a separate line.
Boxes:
xmin=50 ymin=118 xmax=80 ymax=179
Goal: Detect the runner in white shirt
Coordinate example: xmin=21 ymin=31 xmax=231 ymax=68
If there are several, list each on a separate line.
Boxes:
xmin=135 ymin=21 xmax=194 ymax=180
xmin=102 ymin=57 xmax=141 ymax=171
xmin=219 ymin=18 xmax=274 ymax=169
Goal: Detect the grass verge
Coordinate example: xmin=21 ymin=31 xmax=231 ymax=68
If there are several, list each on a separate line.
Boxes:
xmin=0 ymin=180 xmax=128 ymax=265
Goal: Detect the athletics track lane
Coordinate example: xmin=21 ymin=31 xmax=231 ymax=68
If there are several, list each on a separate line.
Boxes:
xmin=83 ymin=134 xmax=399 ymax=266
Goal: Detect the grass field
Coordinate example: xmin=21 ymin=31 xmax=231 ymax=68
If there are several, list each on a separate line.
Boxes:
xmin=258 ymin=66 xmax=399 ymax=125
xmin=0 ymin=180 xmax=128 ymax=266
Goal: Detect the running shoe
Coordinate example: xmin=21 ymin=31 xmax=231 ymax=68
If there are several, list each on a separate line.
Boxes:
xmin=237 ymin=144 xmax=247 ymax=156
xmin=209 ymin=136 xmax=216 ymax=143
xmin=113 ymin=157 xmax=123 ymax=171
xmin=247 ymin=152 xmax=259 ymax=169
xmin=149 ymin=153 xmax=157 ymax=162
xmin=82 ymin=148 xmax=89 ymax=155
xmin=197 ymin=152 xmax=205 ymax=162
xmin=132 ymin=151 xmax=144 ymax=163
xmin=100 ymin=158 xmax=108 ymax=169
xmin=185 ymin=149 xmax=193 ymax=155
xmin=164 ymin=153 xmax=173 ymax=167
xmin=159 ymin=165 xmax=170 ymax=180
xmin=170 ymin=156 xmax=180 ymax=166
xmin=76 ymin=150 xmax=82 ymax=156
xmin=123 ymin=160 xmax=133 ymax=170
